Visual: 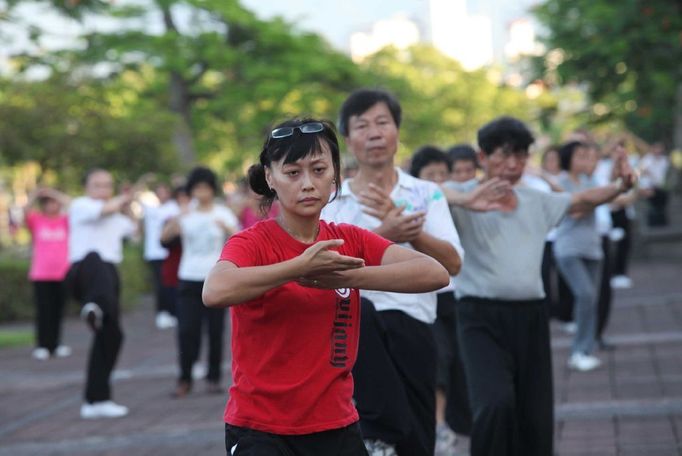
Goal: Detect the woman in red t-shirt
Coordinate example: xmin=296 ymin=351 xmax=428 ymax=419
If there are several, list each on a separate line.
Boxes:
xmin=203 ymin=118 xmax=450 ymax=456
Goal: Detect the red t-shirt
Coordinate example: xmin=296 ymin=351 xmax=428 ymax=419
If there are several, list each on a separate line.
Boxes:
xmin=219 ymin=219 xmax=391 ymax=435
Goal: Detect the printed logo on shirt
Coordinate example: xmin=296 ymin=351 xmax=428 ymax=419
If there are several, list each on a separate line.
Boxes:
xmin=330 ymin=293 xmax=352 ymax=369
xmin=335 ymin=288 xmax=351 ymax=298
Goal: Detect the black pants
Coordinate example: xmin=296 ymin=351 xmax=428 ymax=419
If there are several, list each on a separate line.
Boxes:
xmin=457 ymin=297 xmax=553 ymax=456
xmin=225 ymin=423 xmax=368 ymax=456
xmin=66 ymin=252 xmax=124 ymax=403
xmin=433 ymin=292 xmax=472 ymax=435
xmin=610 ymin=208 xmax=631 ymax=276
xmin=647 ymin=187 xmax=669 ymax=227
xmin=177 ymin=280 xmax=226 ymax=383
xmin=541 ymin=241 xmax=573 ymax=322
xmin=148 ymin=260 xmax=176 ymax=315
xmin=597 ymin=236 xmax=613 ymax=340
xmin=352 ymin=299 xmax=436 ymax=456
xmin=33 ymin=280 xmax=67 ymax=353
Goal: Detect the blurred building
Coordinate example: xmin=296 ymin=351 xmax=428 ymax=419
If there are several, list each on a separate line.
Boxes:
xmin=349 ymin=13 xmax=421 ymax=62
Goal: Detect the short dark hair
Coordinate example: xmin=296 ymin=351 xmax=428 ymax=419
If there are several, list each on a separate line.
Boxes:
xmin=558 ymin=140 xmax=585 ymax=171
xmin=185 ymin=166 xmax=219 ymax=195
xmin=248 ymin=118 xmax=341 ymax=211
xmin=409 ymin=145 xmax=450 ymax=178
xmin=338 ymin=88 xmax=402 ymax=137
xmin=477 ymin=116 xmax=534 ymax=156
xmin=446 ymin=144 xmax=478 ymax=168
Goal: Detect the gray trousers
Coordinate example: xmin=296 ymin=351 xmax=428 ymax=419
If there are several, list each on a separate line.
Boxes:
xmin=555 ymin=256 xmax=602 ymax=355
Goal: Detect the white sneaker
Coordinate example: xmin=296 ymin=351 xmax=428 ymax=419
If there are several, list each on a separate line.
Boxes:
xmin=155 ymin=311 xmax=177 ymax=329
xmin=435 ymin=423 xmax=458 ymax=456
xmin=562 ymin=322 xmax=577 ymax=335
xmin=80 ymin=400 xmax=129 ymax=419
xmin=610 ymin=275 xmax=632 ymax=289
xmin=81 ymin=302 xmax=103 ymax=331
xmin=364 ymin=439 xmax=397 ymax=456
xmin=32 ymin=347 xmax=50 ymax=361
xmin=568 ymin=353 xmax=602 ymax=372
xmin=55 ymin=345 xmax=72 ymax=358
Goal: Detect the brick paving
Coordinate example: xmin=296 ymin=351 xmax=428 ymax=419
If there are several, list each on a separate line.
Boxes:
xmin=1 ymin=248 xmax=681 ymax=455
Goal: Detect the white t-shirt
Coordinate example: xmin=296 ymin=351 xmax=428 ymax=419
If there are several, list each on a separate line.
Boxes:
xmin=143 ymin=200 xmax=180 ymax=261
xmin=321 ymin=168 xmax=464 ymax=324
xmin=68 ymin=196 xmax=137 ymax=264
xmin=178 ymin=204 xmax=239 ymax=281
xmin=639 ymin=154 xmax=669 ymax=188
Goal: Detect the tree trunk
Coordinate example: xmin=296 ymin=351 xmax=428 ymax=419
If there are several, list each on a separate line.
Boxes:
xmin=673 ymin=82 xmax=682 ymax=150
xmin=169 ymin=70 xmax=196 ymax=166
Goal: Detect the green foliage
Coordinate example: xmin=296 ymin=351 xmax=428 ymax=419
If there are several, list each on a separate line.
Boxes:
xmin=0 ymin=74 xmax=180 ymax=188
xmin=533 ymin=0 xmax=682 ymax=144
xmin=362 ymin=45 xmax=533 ymax=156
xmin=0 ymin=252 xmax=33 ymax=322
xmin=0 ymin=329 xmax=33 ymax=348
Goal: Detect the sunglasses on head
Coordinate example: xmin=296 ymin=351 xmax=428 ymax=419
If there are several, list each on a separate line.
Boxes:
xmin=270 ymin=122 xmax=325 ymax=139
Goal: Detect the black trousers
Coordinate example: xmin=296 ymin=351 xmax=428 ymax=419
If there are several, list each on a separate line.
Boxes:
xmin=352 ymin=298 xmax=436 ymax=456
xmin=457 ymin=297 xmax=553 ymax=456
xmin=225 ymin=423 xmax=368 ymax=456
xmin=541 ymin=241 xmax=573 ymax=322
xmin=433 ymin=292 xmax=472 ymax=435
xmin=597 ymin=236 xmax=613 ymax=340
xmin=647 ymin=187 xmax=669 ymax=227
xmin=177 ymin=280 xmax=226 ymax=383
xmin=66 ymin=252 xmax=124 ymax=403
xmin=610 ymin=208 xmax=631 ymax=276
xmin=33 ymin=280 xmax=67 ymax=353
xmin=148 ymin=260 xmax=176 ymax=315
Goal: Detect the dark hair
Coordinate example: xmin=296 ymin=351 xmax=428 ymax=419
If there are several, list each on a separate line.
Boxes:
xmin=446 ymin=144 xmax=478 ymax=168
xmin=477 ymin=116 xmax=535 ymax=156
xmin=248 ymin=118 xmax=341 ymax=211
xmin=409 ymin=145 xmax=451 ymax=178
xmin=185 ymin=166 xmax=219 ymax=195
xmin=558 ymin=141 xmax=585 ymax=171
xmin=338 ymin=88 xmax=402 ymax=137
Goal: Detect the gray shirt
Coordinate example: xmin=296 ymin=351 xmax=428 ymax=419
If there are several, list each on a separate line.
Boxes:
xmin=552 ymin=173 xmax=603 ymax=260
xmin=445 ymin=180 xmax=571 ymax=300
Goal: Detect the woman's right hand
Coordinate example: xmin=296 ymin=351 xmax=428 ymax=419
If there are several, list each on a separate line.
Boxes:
xmin=295 ymin=239 xmax=365 ymax=277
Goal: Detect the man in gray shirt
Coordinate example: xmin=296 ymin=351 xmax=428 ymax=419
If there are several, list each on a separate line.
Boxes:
xmin=442 ymin=116 xmax=634 ymax=456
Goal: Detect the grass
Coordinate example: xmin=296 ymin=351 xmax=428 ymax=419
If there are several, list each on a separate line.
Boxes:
xmin=0 ymin=329 xmax=33 ymax=348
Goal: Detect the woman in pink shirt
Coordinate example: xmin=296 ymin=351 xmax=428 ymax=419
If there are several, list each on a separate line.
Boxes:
xmin=25 ymin=188 xmax=71 ymax=360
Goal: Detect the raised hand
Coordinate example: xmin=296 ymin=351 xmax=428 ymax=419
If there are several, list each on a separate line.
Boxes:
xmin=465 ymin=178 xmax=516 ymax=212
xmin=359 ymin=183 xmax=395 ymax=220
xmin=375 ymin=206 xmax=426 ymax=243
xmin=296 ymin=239 xmax=365 ymax=278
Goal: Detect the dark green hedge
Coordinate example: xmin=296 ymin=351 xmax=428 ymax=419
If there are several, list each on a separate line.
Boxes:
xmin=0 ymin=243 xmax=150 ymax=323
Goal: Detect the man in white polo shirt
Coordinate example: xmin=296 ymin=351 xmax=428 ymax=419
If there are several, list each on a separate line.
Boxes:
xmin=322 ymin=89 xmax=463 ymax=456
xmin=67 ymin=168 xmax=137 ymax=419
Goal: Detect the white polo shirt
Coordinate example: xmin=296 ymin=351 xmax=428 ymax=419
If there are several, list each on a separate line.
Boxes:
xmin=321 ymin=168 xmax=464 ymax=324
xmin=68 ymin=196 xmax=137 ymax=264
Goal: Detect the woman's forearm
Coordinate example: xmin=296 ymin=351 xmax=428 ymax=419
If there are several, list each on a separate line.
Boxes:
xmin=347 ymin=256 xmax=449 ymax=293
xmin=202 ymin=258 xmax=303 ymax=308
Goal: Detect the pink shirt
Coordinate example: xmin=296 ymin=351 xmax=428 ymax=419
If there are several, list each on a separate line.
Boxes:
xmin=26 ymin=211 xmax=70 ymax=281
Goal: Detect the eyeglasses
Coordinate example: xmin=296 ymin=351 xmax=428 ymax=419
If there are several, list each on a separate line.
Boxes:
xmin=270 ymin=122 xmax=324 ymax=139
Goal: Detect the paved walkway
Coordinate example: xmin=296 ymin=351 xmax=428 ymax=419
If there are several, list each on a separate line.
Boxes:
xmin=1 ymin=247 xmax=681 ymax=455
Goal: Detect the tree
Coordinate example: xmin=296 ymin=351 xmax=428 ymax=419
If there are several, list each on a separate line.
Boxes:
xmin=533 ymin=0 xmax=682 ymax=148
xmin=0 ymin=74 xmax=178 ymax=188
xmin=361 ymin=44 xmax=533 ymax=156
xmin=17 ymin=0 xmax=366 ymax=168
